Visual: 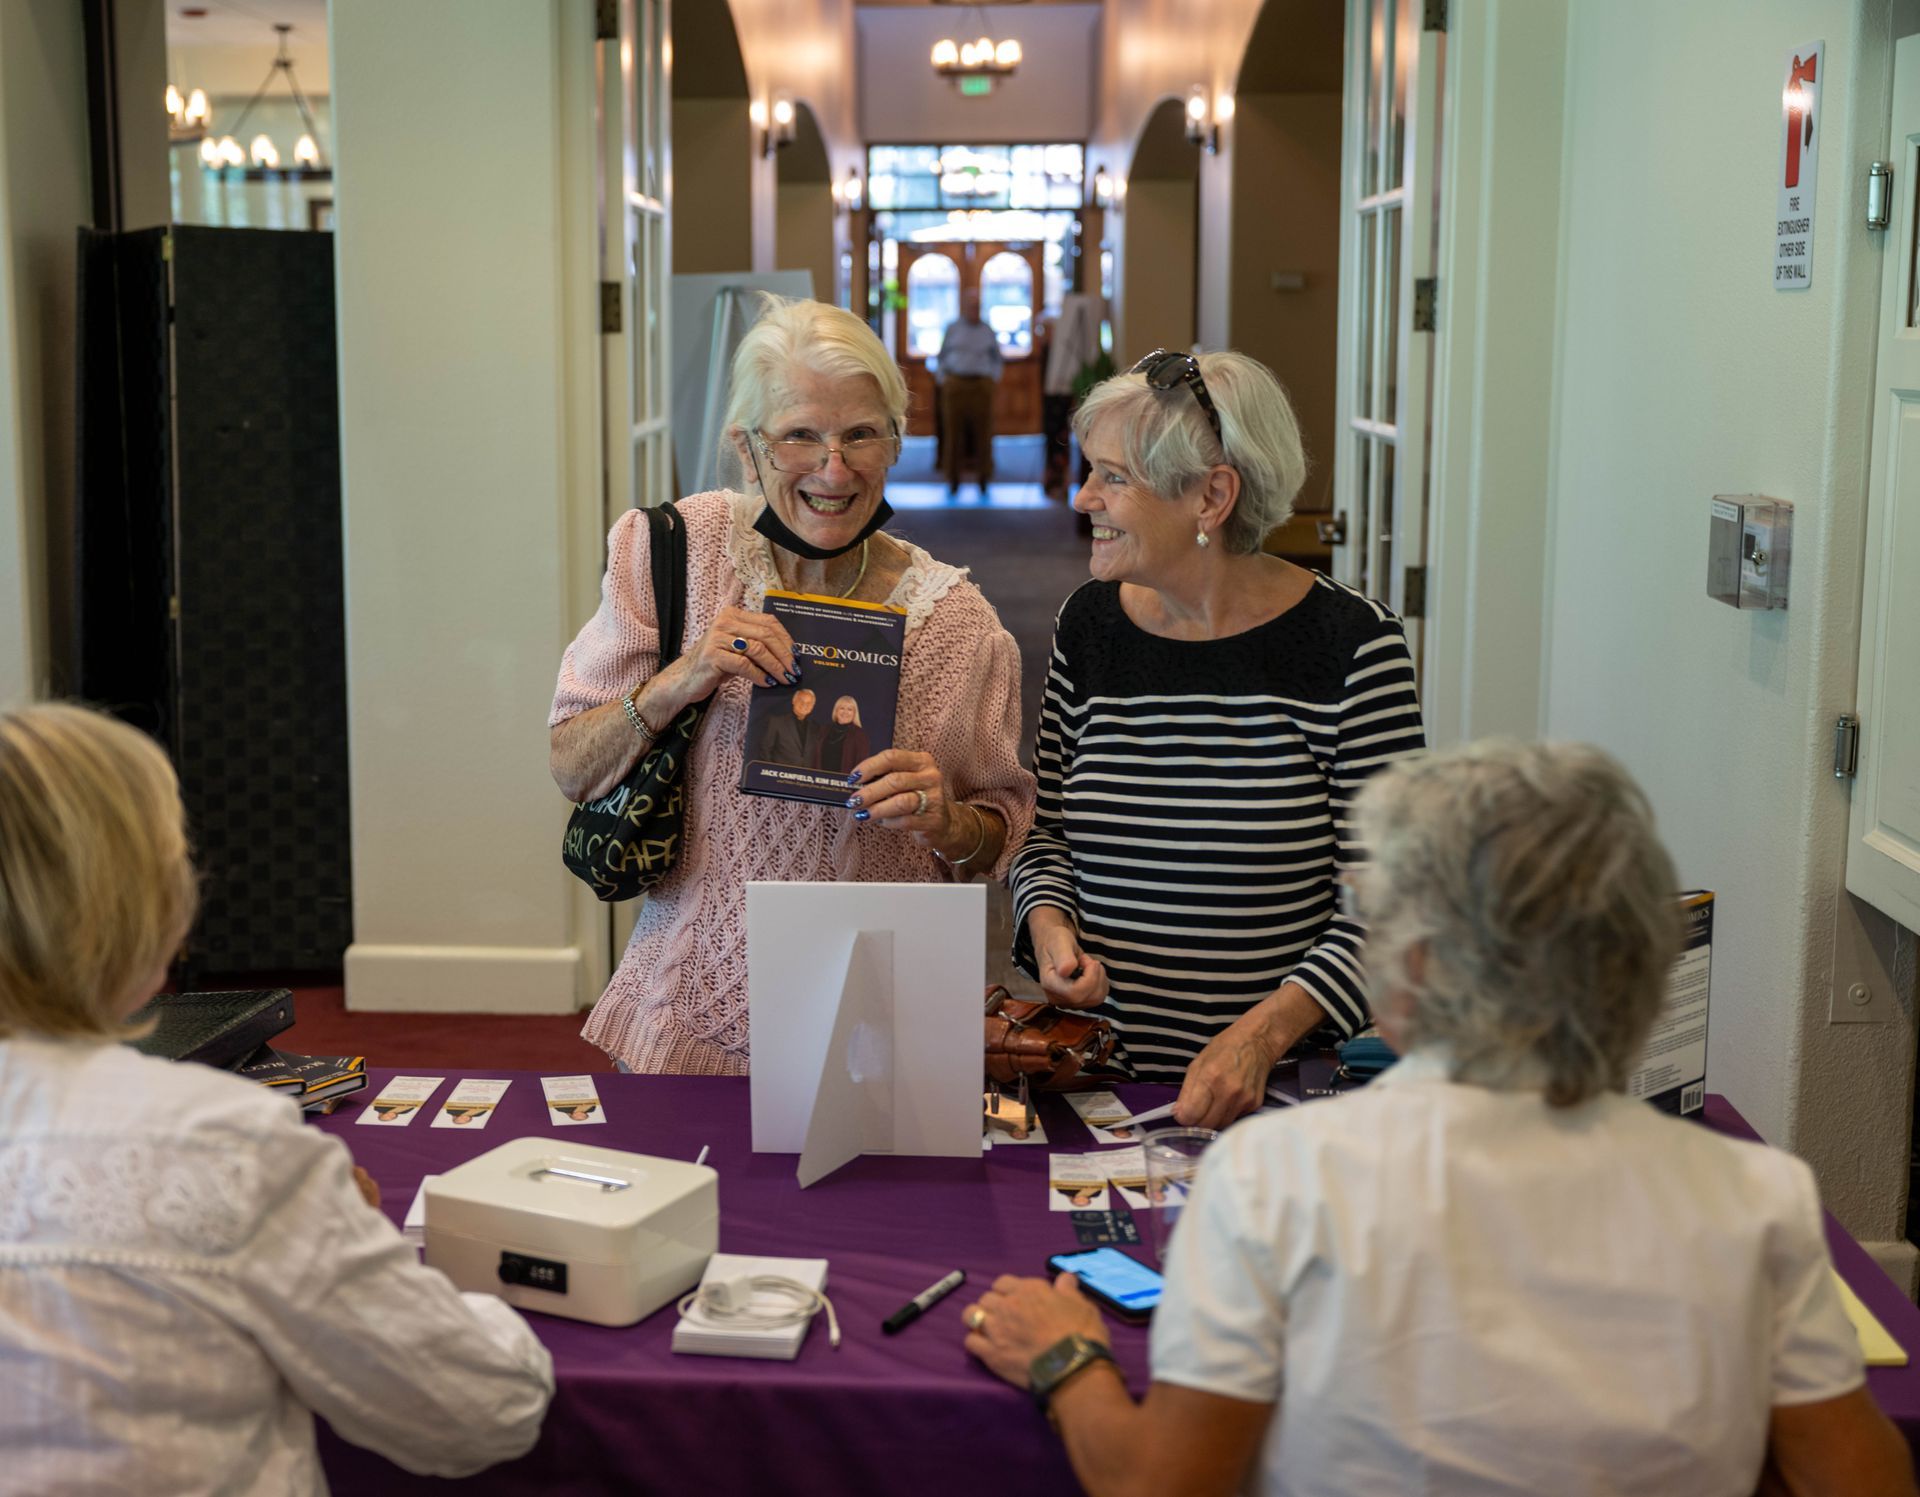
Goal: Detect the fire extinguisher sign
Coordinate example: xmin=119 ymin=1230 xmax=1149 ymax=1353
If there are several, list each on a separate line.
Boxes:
xmin=1775 ymin=41 xmax=1823 ymax=291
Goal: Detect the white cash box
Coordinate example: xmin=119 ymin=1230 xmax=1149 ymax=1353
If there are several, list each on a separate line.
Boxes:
xmin=423 ymin=1138 xmax=718 ymax=1327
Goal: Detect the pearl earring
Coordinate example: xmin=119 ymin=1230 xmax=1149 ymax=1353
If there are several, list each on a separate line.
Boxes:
xmin=1195 ymin=528 xmax=1211 ymax=549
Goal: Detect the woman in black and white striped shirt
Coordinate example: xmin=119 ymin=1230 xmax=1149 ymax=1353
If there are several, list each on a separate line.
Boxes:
xmin=1009 ymin=350 xmax=1425 ymax=1129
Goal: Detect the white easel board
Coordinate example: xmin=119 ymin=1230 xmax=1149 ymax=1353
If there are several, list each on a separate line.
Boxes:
xmin=668 ymin=271 xmax=814 ymax=496
xmin=747 ymin=881 xmax=984 ymax=1185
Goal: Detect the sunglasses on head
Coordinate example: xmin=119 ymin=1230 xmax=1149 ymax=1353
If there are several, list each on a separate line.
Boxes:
xmin=1128 ymin=348 xmax=1222 ymax=445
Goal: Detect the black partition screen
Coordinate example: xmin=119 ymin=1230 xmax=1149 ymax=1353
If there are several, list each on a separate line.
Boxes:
xmin=77 ymin=225 xmax=351 ymax=977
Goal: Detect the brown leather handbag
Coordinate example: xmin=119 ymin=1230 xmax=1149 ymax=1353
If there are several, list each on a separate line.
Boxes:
xmin=983 ymin=985 xmax=1116 ymax=1090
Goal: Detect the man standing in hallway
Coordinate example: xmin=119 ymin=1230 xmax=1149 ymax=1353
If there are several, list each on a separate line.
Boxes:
xmin=937 ymin=289 xmax=1003 ymax=493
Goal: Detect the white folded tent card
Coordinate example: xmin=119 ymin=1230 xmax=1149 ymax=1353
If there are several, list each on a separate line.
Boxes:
xmin=748 ymin=881 xmax=984 ymax=1185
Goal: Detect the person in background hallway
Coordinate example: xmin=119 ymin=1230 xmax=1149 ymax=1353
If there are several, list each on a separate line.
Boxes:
xmin=936 ymin=287 xmax=1003 ymax=493
xmin=970 ymin=740 xmax=1913 ymax=1497
xmin=550 ymin=296 xmax=1035 ymax=1075
xmin=0 ymin=703 xmax=554 ymax=1493
xmin=755 ymin=685 xmax=821 ymax=768
xmin=1009 ymin=349 xmax=1425 ymax=1129
xmin=1038 ymin=293 xmax=1102 ymax=501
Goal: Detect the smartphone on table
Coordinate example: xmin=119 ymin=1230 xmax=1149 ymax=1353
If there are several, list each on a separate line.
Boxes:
xmin=1047 ymin=1246 xmax=1164 ymax=1324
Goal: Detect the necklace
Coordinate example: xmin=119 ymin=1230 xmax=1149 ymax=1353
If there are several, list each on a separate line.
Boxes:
xmin=836 ymin=539 xmax=870 ymax=599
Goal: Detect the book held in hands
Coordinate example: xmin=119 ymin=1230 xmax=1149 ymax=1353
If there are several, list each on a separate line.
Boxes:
xmin=739 ymin=590 xmax=906 ymax=806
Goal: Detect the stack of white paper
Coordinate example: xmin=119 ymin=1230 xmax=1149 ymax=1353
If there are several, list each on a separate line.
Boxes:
xmin=671 ymin=1252 xmax=830 ymax=1361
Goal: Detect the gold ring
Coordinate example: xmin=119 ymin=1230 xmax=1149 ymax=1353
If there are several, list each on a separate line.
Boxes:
xmin=964 ymin=1305 xmax=987 ymax=1332
xmin=916 ymin=789 xmax=930 ymax=816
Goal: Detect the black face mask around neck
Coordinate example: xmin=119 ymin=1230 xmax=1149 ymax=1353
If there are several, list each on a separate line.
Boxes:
xmin=751 ymin=495 xmax=895 ymax=561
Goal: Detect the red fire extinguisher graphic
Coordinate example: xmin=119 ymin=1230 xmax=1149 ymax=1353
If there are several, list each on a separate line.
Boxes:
xmin=1785 ymin=53 xmax=1817 ymax=189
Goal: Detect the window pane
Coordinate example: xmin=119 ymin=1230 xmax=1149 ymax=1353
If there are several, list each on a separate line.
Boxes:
xmin=1366 ymin=0 xmax=1385 ymax=198
xmin=906 ymin=253 xmax=960 ymax=359
xmin=1379 ymin=439 xmax=1396 ymax=604
xmin=1383 ymin=205 xmax=1401 ymax=428
xmin=1357 ymin=212 xmax=1376 ymax=420
xmin=1354 ymin=437 xmax=1373 ymax=596
xmin=980 ymin=250 xmax=1034 ymax=356
xmin=1389 ymin=0 xmax=1412 ymax=192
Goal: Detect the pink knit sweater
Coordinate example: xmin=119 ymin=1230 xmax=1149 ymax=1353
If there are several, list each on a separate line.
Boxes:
xmin=551 ymin=491 xmax=1036 ymax=1074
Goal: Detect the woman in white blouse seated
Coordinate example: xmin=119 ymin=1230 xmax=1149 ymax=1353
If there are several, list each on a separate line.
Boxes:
xmin=0 ymin=704 xmax=555 ymax=1494
xmin=966 ymin=740 xmax=1914 ymax=1496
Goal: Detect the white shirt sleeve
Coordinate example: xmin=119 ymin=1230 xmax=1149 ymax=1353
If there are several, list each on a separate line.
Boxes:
xmin=230 ymin=1113 xmax=556 ymax=1477
xmin=1148 ymin=1137 xmax=1289 ymax=1405
xmin=1768 ymin=1159 xmax=1867 ymax=1407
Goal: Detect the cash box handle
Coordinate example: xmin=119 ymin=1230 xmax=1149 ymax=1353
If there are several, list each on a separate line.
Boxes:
xmin=531 ymin=1166 xmax=631 ymax=1192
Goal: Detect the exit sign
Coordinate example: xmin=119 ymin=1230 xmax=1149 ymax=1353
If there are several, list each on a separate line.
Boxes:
xmin=959 ymin=76 xmax=994 ymax=97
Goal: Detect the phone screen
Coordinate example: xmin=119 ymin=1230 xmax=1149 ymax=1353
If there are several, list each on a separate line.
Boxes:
xmin=1048 ymin=1247 xmax=1164 ymax=1314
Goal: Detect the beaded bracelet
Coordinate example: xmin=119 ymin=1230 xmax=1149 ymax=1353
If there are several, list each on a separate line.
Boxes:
xmin=622 ymin=686 xmax=659 ymax=743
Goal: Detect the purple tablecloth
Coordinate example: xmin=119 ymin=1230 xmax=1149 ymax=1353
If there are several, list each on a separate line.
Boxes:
xmin=314 ymin=1078 xmax=1920 ymax=1494
xmin=315 ymin=1070 xmax=1158 ymax=1496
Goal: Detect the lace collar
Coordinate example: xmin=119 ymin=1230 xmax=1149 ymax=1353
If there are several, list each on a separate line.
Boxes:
xmin=724 ymin=490 xmax=967 ymax=635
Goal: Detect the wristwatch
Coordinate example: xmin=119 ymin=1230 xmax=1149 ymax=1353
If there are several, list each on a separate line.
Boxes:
xmin=1027 ymin=1334 xmax=1118 ymax=1414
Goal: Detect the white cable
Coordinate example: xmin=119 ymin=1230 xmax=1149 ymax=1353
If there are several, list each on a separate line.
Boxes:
xmin=677 ymin=1274 xmax=841 ymax=1349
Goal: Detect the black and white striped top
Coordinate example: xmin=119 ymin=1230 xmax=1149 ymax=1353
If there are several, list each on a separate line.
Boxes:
xmin=1009 ymin=575 xmax=1426 ymax=1083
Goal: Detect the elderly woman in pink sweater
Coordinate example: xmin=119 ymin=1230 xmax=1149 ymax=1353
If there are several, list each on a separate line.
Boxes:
xmin=550 ymin=298 xmax=1035 ymax=1074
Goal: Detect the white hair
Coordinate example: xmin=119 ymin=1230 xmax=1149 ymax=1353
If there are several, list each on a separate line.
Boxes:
xmin=1071 ymin=350 xmax=1307 ymax=554
xmin=1352 ymin=740 xmax=1682 ymax=1108
xmin=720 ymin=296 xmax=908 ymax=486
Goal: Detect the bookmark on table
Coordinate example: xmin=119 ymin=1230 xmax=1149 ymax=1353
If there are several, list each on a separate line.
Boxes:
xmin=1048 ymin=1154 xmax=1111 ymax=1212
xmin=542 ymin=1074 xmax=607 ymax=1125
xmin=1066 ymin=1090 xmax=1148 ymax=1144
xmin=431 ymin=1078 xmax=511 ymax=1129
xmin=1099 ymin=1145 xmax=1151 ymax=1210
xmin=1071 ymin=1210 xmax=1142 ymax=1247
xmin=356 ymin=1075 xmax=445 ymax=1127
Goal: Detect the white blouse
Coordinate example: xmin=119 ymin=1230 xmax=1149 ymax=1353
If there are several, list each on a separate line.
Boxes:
xmin=1152 ymin=1051 xmax=1865 ymax=1497
xmin=0 ymin=1036 xmax=554 ymax=1495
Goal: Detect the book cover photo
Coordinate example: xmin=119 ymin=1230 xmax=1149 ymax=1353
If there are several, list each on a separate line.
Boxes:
xmin=739 ymin=590 xmax=906 ymax=806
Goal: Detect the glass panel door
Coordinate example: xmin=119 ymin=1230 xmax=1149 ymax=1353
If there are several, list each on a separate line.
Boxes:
xmin=1333 ymin=0 xmax=1441 ymax=674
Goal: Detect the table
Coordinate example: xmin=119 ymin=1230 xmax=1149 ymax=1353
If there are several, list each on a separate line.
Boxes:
xmin=315 ymin=1077 xmax=1920 ymax=1493
xmin=316 ymin=1070 xmax=1152 ymax=1496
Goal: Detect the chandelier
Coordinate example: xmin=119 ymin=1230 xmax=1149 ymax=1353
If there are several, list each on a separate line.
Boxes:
xmin=930 ymin=5 xmax=1022 ymax=85
xmin=191 ymin=23 xmax=331 ymax=180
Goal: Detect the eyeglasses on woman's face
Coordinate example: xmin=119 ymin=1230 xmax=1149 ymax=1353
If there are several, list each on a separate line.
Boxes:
xmin=753 ymin=426 xmax=901 ymax=475
xmin=1128 ymin=348 xmax=1223 ymax=445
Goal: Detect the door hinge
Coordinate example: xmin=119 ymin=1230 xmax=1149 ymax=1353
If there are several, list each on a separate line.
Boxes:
xmin=1402 ymin=565 xmax=1428 ymax=618
xmin=1424 ymin=0 xmax=1448 ymax=32
xmin=595 ymin=0 xmax=618 ymax=42
xmin=1867 ymin=161 xmax=1894 ymax=230
xmin=1412 ymin=278 xmax=1438 ymax=333
xmin=1315 ymin=513 xmax=1347 ymax=546
xmin=600 ymin=281 xmax=622 ymax=334
xmin=1834 ymin=713 xmax=1860 ymax=779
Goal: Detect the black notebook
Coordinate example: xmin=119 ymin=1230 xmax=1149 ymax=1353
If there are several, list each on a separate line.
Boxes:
xmin=739 ymin=591 xmax=906 ymax=805
xmin=126 ymin=989 xmax=296 ymax=1070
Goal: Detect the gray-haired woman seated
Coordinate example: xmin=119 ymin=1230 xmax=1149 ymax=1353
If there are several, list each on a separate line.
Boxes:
xmin=966 ymin=740 xmax=1912 ymax=1497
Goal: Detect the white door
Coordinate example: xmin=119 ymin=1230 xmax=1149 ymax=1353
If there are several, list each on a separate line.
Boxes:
xmin=1332 ymin=0 xmax=1442 ymax=667
xmin=1848 ymin=34 xmax=1920 ymax=930
xmin=597 ymin=0 xmax=673 ymax=960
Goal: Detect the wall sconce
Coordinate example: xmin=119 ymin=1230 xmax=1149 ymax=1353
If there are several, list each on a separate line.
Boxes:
xmin=1185 ymin=85 xmax=1219 ymax=154
xmin=1092 ymin=163 xmax=1115 ymax=209
xmin=758 ymin=94 xmax=796 ymax=158
xmin=832 ymin=167 xmax=865 ymax=216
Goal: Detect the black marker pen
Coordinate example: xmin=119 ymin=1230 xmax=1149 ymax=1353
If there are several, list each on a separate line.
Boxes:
xmin=882 ymin=1269 xmax=966 ymax=1334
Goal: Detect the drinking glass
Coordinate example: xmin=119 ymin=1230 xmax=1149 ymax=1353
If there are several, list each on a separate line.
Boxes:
xmin=1142 ymin=1126 xmax=1218 ymax=1264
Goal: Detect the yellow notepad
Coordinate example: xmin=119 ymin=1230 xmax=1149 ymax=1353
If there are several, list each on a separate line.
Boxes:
xmin=1833 ymin=1271 xmax=1909 ymax=1367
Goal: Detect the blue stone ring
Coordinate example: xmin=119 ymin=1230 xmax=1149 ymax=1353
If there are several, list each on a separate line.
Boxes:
xmin=731 ymin=637 xmax=749 ymax=652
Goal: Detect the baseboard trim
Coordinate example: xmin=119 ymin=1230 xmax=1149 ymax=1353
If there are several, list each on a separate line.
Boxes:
xmin=344 ymin=942 xmax=583 ymax=1015
xmin=1860 ymin=1239 xmax=1920 ymax=1301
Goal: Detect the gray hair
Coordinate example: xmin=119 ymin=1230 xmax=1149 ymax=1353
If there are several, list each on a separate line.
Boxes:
xmin=720 ymin=296 xmax=909 ymax=487
xmin=1352 ymin=740 xmax=1682 ymax=1108
xmin=1071 ymin=351 xmax=1307 ymax=554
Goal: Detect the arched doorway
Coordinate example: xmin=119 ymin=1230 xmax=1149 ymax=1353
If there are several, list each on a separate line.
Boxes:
xmin=775 ymin=101 xmax=838 ymax=303
xmin=1231 ymin=0 xmax=1345 ymax=520
xmin=1117 ymin=98 xmax=1198 ymax=361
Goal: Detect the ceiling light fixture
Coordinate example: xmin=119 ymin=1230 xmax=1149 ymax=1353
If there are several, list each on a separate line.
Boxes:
xmin=931 ymin=4 xmax=1022 ymax=88
xmin=198 ymin=23 xmax=331 ymax=181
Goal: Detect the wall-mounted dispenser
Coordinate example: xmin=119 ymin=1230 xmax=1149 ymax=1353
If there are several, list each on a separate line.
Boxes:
xmin=1707 ymin=495 xmax=1792 ymax=609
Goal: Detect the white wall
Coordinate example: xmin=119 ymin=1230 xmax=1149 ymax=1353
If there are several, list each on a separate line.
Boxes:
xmin=0 ymin=0 xmax=92 ymax=706
xmin=857 ymin=4 xmax=1099 ymax=143
xmin=1544 ymin=0 xmax=1914 ymax=1246
xmin=331 ymin=0 xmax=600 ymax=1013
